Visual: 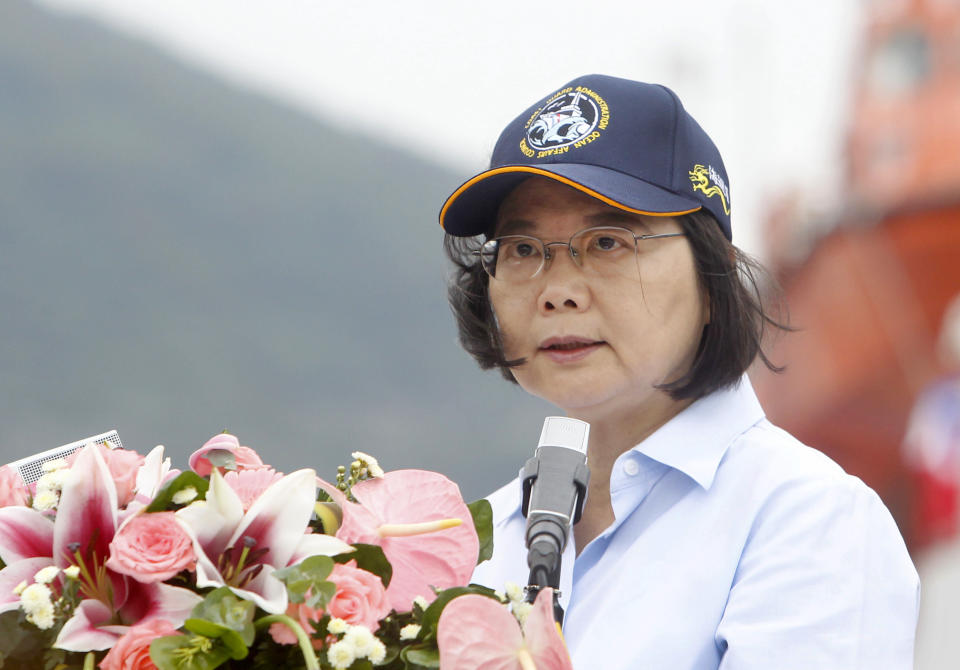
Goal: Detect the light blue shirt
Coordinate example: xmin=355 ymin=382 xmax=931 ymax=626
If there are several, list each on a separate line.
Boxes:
xmin=472 ymin=376 xmax=919 ymax=669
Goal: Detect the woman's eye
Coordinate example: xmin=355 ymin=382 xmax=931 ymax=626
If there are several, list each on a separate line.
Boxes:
xmin=512 ymin=242 xmax=538 ymax=258
xmin=592 ymin=235 xmax=623 ymax=251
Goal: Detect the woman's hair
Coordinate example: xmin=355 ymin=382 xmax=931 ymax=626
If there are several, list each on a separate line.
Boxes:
xmin=443 ymin=209 xmax=789 ymax=401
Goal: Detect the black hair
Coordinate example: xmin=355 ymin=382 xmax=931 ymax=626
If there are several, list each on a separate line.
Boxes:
xmin=443 ymin=209 xmax=789 ymax=401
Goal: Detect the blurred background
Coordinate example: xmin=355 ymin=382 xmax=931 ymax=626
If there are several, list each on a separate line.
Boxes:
xmin=1 ymin=0 xmax=957 ymax=666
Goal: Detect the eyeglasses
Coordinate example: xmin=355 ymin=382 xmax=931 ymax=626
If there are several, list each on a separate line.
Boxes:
xmin=474 ymin=226 xmax=685 ymax=283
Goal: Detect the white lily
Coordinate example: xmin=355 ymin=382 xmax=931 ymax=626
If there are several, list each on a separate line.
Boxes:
xmin=134 ymin=444 xmax=174 ymax=500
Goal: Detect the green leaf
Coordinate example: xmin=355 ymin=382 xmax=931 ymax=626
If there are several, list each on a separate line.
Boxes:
xmin=378 ymin=639 xmax=403 ymax=667
xmin=150 ymin=634 xmax=233 ymax=670
xmin=184 ymin=618 xmax=230 ymax=638
xmin=182 ymin=587 xmax=255 ymax=659
xmin=274 ymin=555 xmax=336 ymax=608
xmin=399 ymin=645 xmax=440 ymax=669
xmin=0 ymin=609 xmax=52 ymax=661
xmin=145 ymin=471 xmax=210 ymax=512
xmin=466 ymin=499 xmax=493 ymax=565
xmin=332 ymin=543 xmax=392 ymax=588
xmin=191 ymin=587 xmax=256 ymax=640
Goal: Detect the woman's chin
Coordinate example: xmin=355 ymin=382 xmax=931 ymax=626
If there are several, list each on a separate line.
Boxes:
xmin=518 ymin=377 xmax=632 ymax=417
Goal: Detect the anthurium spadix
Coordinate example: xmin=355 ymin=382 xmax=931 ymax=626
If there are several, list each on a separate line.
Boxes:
xmin=176 ymin=467 xmax=353 ymax=613
xmin=0 ymin=445 xmax=202 ymax=651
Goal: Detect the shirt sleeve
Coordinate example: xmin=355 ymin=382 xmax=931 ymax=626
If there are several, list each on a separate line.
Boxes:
xmin=715 ymin=474 xmax=920 ymax=669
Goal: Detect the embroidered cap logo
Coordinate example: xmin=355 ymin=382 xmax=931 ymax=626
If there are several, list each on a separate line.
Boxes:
xmin=688 ymin=164 xmax=730 ymax=215
xmin=525 ymin=90 xmax=600 ymax=150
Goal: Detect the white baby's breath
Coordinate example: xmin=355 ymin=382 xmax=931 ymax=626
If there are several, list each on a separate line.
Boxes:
xmin=504 ymin=581 xmax=524 ymax=603
xmin=12 ymin=581 xmax=27 ymax=596
xmin=25 ymin=602 xmax=55 ymax=630
xmin=367 ymin=638 xmax=387 ymax=664
xmin=343 ymin=625 xmax=376 ymax=657
xmin=32 ymin=489 xmax=59 ymax=511
xmin=33 ymin=566 xmax=60 ymax=585
xmin=327 ymin=617 xmax=349 ymax=635
xmin=399 ymin=623 xmax=421 ymax=640
xmin=36 ymin=469 xmax=69 ymax=493
xmin=412 ymin=595 xmax=429 ymax=611
xmin=63 ymin=565 xmax=80 ymax=579
xmin=50 ymin=468 xmax=70 ymax=489
xmin=512 ymin=601 xmax=533 ymax=627
xmin=20 ymin=583 xmax=53 ymax=614
xmin=327 ymin=640 xmax=356 ymax=669
xmin=350 ymin=451 xmax=384 ymax=478
xmin=172 ymin=486 xmax=198 ymax=504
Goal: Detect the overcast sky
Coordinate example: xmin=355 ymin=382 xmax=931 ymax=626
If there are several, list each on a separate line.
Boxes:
xmin=36 ymin=0 xmax=863 ymax=256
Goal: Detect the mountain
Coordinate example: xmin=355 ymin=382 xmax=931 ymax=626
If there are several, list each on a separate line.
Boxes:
xmin=0 ymin=0 xmax=553 ymax=500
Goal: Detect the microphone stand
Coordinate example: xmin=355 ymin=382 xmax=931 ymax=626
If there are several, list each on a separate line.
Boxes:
xmin=520 ymin=448 xmax=590 ymax=626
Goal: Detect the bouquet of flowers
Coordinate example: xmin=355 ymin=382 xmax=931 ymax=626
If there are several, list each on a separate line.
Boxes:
xmin=0 ymin=434 xmax=572 ymax=670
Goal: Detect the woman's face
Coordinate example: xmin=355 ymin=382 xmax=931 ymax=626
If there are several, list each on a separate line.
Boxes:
xmin=488 ymin=177 xmax=709 ymax=420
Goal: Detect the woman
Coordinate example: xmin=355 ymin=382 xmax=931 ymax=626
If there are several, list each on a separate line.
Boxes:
xmin=438 ymin=75 xmax=919 ymax=669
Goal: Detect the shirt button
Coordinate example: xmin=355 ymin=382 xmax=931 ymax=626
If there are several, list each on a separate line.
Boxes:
xmin=623 ymin=459 xmax=640 ymax=476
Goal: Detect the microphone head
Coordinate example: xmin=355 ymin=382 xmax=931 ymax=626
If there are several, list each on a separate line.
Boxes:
xmin=537 ymin=416 xmax=590 ymax=456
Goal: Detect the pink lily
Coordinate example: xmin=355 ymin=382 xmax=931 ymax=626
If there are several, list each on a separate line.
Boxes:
xmin=0 ymin=556 xmax=56 ymax=613
xmin=176 ymin=467 xmax=353 ymax=613
xmin=321 ymin=470 xmax=479 ymax=611
xmin=437 ymin=589 xmax=573 ymax=670
xmin=0 ymin=445 xmax=201 ymax=650
xmin=0 ymin=464 xmax=30 ymax=507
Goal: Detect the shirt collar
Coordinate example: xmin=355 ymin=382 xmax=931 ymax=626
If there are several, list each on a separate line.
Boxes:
xmin=631 ymin=374 xmax=765 ymax=490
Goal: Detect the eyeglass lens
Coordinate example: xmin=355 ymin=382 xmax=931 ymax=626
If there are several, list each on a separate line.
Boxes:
xmin=481 ymin=227 xmax=643 ymax=282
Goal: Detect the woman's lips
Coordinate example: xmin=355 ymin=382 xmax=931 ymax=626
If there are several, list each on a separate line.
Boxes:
xmin=539 ymin=337 xmax=604 ymax=363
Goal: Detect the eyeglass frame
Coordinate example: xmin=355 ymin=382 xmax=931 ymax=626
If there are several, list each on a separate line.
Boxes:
xmin=472 ymin=225 xmax=686 ymax=282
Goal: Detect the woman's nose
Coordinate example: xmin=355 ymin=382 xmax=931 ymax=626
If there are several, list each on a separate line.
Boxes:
xmin=538 ymin=250 xmax=590 ymax=314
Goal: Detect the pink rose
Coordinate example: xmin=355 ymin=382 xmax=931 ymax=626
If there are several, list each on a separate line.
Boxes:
xmin=0 ymin=465 xmax=30 ymax=507
xmin=67 ymin=444 xmax=145 ymax=507
xmin=268 ymin=560 xmax=390 ymax=647
xmin=326 ymin=560 xmax=391 ymax=631
xmin=106 ymin=512 xmax=196 ymax=583
xmin=98 ymin=618 xmax=181 ymax=670
xmin=189 ymin=434 xmax=267 ymax=477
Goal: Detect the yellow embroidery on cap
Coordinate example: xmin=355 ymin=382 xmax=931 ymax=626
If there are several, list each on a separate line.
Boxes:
xmin=688 ymin=164 xmax=730 ymax=215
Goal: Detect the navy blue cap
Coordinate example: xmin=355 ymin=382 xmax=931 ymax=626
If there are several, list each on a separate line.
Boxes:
xmin=439 ymin=74 xmax=732 ymax=240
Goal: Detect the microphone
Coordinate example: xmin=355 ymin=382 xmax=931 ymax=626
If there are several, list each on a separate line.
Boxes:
xmin=521 ymin=416 xmax=590 ymax=623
